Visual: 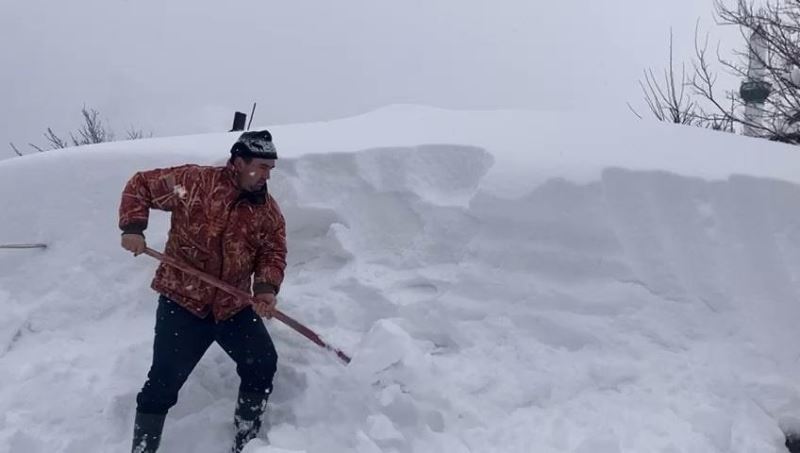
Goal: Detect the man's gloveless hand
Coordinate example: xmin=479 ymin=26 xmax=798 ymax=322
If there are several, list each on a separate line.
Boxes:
xmin=253 ymin=292 xmax=277 ymax=319
xmin=121 ymin=233 xmax=147 ymax=256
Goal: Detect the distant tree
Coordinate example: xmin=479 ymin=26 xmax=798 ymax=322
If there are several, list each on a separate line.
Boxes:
xmin=632 ymin=0 xmax=800 ymax=141
xmin=44 ymin=127 xmax=70 ymax=149
xmin=694 ymin=0 xmax=800 ymax=142
xmin=630 ymin=26 xmax=735 ymax=133
xmin=9 ymin=106 xmax=151 ymax=156
xmin=688 ymin=23 xmax=738 ymax=133
xmin=125 ymin=126 xmax=153 ymax=141
xmin=628 ymin=30 xmax=706 ymax=127
xmin=69 ymin=107 xmax=113 ymax=146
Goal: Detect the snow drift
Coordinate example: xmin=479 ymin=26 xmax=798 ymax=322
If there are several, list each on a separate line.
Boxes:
xmin=2 ymin=105 xmax=800 ymax=452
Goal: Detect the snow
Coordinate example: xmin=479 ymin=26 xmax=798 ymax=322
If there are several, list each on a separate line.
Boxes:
xmin=2 ymin=105 xmax=800 ymax=452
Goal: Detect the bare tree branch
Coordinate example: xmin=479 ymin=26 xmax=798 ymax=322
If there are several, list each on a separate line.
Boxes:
xmin=125 ymin=126 xmax=152 ymax=140
xmin=9 ymin=142 xmax=23 ymax=157
xmin=634 ymin=1 xmax=800 ymax=141
xmin=72 ymin=107 xmax=112 ymax=145
xmin=13 ymin=106 xmax=151 ymax=157
xmin=632 ymin=29 xmax=703 ymax=126
xmin=699 ymin=0 xmax=800 ymax=142
xmin=44 ymin=128 xmax=69 ymax=149
xmin=626 ymin=102 xmax=644 ymax=119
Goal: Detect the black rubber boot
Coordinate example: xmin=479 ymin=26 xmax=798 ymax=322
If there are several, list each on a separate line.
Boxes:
xmin=131 ymin=412 xmax=166 ymax=453
xmin=231 ymin=391 xmax=269 ymax=453
xmin=787 ymin=432 xmax=800 ymax=453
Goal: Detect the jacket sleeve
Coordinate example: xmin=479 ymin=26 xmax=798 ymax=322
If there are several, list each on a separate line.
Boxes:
xmin=253 ymin=197 xmax=287 ymax=295
xmin=118 ymin=165 xmax=198 ymax=235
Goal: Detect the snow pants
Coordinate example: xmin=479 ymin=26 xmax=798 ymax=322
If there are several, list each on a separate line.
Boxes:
xmin=136 ymin=295 xmax=278 ymax=415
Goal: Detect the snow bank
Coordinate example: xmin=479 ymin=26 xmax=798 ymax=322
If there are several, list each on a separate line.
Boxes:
xmin=2 ymin=105 xmax=800 ymax=452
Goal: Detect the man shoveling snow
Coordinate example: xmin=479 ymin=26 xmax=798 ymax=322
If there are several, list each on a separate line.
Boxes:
xmin=118 ymin=130 xmax=287 ymax=453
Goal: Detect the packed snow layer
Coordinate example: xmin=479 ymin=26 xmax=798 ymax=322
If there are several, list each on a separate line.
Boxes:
xmin=2 ymin=106 xmax=800 ymax=452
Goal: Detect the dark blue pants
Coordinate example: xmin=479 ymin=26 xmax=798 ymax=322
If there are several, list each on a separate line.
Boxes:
xmin=136 ymin=295 xmax=278 ymax=415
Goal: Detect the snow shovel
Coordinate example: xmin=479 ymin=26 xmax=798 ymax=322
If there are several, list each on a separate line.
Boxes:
xmin=143 ymin=247 xmax=351 ymax=364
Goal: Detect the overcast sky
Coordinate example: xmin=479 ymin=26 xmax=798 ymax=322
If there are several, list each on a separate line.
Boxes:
xmin=1 ymin=1 xmax=740 ymax=156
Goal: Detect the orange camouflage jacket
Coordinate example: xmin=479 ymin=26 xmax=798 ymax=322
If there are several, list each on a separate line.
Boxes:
xmin=118 ymin=162 xmax=287 ymax=321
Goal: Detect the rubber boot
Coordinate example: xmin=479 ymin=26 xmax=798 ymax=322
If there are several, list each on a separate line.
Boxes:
xmin=786 ymin=432 xmax=800 ymax=453
xmin=132 ymin=412 xmax=166 ymax=453
xmin=231 ymin=391 xmax=269 ymax=453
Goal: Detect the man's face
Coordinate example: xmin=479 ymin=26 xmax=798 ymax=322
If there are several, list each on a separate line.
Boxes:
xmin=234 ymin=156 xmax=275 ymax=192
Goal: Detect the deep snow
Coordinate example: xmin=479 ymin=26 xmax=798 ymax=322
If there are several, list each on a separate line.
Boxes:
xmin=2 ymin=106 xmax=800 ymax=452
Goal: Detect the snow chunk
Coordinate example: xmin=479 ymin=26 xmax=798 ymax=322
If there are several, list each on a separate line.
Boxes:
xmin=242 ymin=440 xmax=307 ymax=453
xmin=366 ymin=413 xmax=404 ymax=442
xmin=347 ymin=319 xmax=423 ymax=381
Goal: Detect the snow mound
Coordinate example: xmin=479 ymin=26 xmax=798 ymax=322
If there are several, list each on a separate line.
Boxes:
xmin=2 ymin=105 xmax=800 ymax=452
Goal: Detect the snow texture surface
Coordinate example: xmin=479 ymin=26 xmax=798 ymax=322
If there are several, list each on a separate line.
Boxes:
xmin=2 ymin=105 xmax=800 ymax=452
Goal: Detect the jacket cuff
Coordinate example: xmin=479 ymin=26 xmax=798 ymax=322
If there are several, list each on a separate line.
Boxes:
xmin=120 ymin=221 xmax=147 ymax=236
xmin=253 ymin=282 xmax=279 ymax=295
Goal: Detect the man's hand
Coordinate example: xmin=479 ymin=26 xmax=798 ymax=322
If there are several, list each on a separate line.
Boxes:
xmin=253 ymin=292 xmax=277 ymax=319
xmin=121 ymin=233 xmax=147 ymax=256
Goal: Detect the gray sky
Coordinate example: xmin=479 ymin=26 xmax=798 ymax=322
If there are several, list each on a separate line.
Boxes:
xmin=1 ymin=1 xmax=739 ymax=155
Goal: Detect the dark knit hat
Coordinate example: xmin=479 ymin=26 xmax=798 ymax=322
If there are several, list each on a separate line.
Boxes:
xmin=230 ymin=130 xmax=278 ymax=159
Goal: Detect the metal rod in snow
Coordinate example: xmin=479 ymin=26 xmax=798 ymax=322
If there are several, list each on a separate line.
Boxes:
xmin=0 ymin=243 xmax=47 ymax=249
xmin=247 ymin=103 xmax=257 ymax=130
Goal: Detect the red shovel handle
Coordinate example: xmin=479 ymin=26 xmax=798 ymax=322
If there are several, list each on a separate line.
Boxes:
xmin=143 ymin=247 xmax=351 ymax=364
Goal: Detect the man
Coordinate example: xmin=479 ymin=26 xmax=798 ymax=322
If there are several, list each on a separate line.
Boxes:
xmin=118 ymin=130 xmax=287 ymax=453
